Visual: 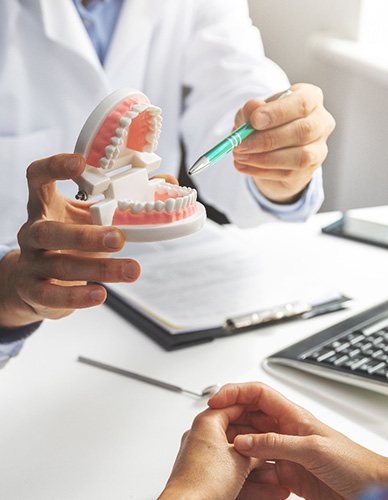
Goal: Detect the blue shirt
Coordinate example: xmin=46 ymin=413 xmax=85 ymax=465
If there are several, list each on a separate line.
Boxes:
xmin=72 ymin=0 xmax=123 ymax=64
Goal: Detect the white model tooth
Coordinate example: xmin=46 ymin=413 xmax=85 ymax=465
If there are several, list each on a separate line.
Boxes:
xmin=175 ymin=197 xmax=183 ymax=212
xmin=148 ymin=105 xmax=160 ymax=113
xmin=122 ymin=129 xmax=128 ymax=137
xmin=115 ymin=127 xmax=125 ymax=137
xmin=118 ymin=200 xmax=130 ymax=211
xmin=100 ymin=157 xmax=109 ymax=168
xmin=165 ymin=198 xmax=175 ymax=214
xmin=108 ymin=160 xmax=114 ymax=169
xmin=111 ymin=136 xmax=122 ymax=146
xmin=192 ymin=189 xmax=197 ymax=202
xmin=119 ymin=117 xmax=131 ymax=127
xmin=155 ymin=200 xmax=164 ymax=212
xmin=131 ymin=201 xmax=145 ymax=213
xmin=132 ymin=104 xmax=149 ymax=113
xmin=126 ymin=111 xmax=138 ymax=119
xmin=113 ymin=148 xmax=120 ymax=159
xmin=145 ymin=201 xmax=154 ymax=213
xmin=182 ymin=196 xmax=189 ymax=209
xmin=146 ymin=133 xmax=155 ymax=143
xmin=105 ymin=145 xmax=115 ymax=158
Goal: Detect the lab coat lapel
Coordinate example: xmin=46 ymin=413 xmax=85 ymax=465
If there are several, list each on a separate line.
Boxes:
xmin=104 ymin=0 xmax=157 ymax=88
xmin=38 ymin=0 xmax=107 ymax=81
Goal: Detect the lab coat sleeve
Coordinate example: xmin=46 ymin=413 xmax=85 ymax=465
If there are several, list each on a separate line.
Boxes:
xmin=0 ymin=245 xmax=25 ymax=367
xmin=180 ymin=0 xmax=324 ymax=227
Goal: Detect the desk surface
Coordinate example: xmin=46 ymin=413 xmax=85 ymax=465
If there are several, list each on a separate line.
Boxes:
xmin=1 ymin=214 xmax=387 ymax=500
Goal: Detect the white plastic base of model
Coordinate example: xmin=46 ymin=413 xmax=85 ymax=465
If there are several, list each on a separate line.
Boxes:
xmin=115 ymin=202 xmax=206 ymax=242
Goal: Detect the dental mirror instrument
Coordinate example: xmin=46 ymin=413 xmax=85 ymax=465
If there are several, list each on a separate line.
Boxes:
xmin=78 ymin=356 xmax=220 ymax=398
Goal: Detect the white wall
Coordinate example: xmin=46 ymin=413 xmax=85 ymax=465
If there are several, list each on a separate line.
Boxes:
xmin=248 ymin=0 xmax=388 ymax=211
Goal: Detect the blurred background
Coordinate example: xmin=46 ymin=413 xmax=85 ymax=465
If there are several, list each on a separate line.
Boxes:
xmin=248 ymin=0 xmax=388 ymax=212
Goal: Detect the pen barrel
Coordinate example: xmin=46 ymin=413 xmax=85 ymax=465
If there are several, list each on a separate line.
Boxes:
xmin=206 ymin=123 xmax=255 ymax=165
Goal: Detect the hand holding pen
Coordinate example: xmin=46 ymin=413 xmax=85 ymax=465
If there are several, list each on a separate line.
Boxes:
xmin=190 ymin=83 xmax=336 ymax=205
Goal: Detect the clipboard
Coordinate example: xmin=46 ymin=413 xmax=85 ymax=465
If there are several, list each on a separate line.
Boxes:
xmin=106 ymin=286 xmax=351 ymax=351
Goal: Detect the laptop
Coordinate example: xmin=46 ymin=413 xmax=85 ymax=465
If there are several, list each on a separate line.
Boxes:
xmin=265 ymin=301 xmax=388 ymax=396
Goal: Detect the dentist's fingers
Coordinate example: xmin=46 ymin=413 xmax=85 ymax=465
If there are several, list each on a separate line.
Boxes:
xmin=26 ymin=154 xmax=85 ymax=216
xmin=235 ymin=107 xmax=332 ymax=154
xmin=24 ymin=220 xmax=125 ymax=252
xmin=31 ymin=253 xmax=141 ymax=283
xmin=238 ymin=84 xmax=324 ymax=132
xmin=151 ymin=174 xmax=179 ymax=185
xmin=234 ymin=141 xmax=328 ymax=173
xmin=18 ymin=281 xmax=108 ymax=315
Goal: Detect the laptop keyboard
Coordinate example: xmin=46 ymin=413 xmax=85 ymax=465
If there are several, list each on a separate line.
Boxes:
xmin=301 ymin=318 xmax=388 ymax=381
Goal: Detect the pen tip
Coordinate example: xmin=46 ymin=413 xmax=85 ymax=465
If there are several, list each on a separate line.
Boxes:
xmin=188 ymin=156 xmax=210 ymax=176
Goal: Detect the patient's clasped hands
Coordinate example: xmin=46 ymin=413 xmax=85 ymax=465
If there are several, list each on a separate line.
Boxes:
xmin=160 ymin=383 xmax=388 ymax=500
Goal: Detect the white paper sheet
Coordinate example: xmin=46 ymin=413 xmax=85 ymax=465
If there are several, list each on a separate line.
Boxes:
xmin=110 ymin=222 xmax=337 ymax=334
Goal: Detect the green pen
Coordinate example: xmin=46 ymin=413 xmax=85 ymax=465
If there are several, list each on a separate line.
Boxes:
xmin=188 ymin=88 xmax=292 ymax=176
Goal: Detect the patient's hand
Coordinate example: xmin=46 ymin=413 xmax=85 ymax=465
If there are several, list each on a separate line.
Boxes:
xmin=159 ymin=404 xmax=290 ymax=500
xmin=209 ymin=382 xmax=388 ymax=500
xmin=0 ymin=153 xmax=141 ymax=328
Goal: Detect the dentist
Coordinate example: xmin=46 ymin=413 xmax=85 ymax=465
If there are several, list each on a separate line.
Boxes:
xmin=0 ymin=0 xmax=334 ymax=358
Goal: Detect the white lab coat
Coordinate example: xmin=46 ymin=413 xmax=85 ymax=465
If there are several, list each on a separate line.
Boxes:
xmin=0 ymin=0 xmax=292 ymax=246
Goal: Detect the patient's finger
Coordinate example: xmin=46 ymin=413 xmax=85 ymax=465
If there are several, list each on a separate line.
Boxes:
xmin=209 ymin=383 xmax=311 ymax=427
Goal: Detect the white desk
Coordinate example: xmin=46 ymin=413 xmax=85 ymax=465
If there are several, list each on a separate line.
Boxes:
xmin=0 ymin=214 xmax=387 ymax=500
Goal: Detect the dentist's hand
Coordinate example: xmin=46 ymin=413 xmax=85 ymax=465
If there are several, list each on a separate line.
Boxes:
xmin=209 ymin=383 xmax=388 ymax=500
xmin=234 ymin=83 xmax=335 ymax=204
xmin=0 ymin=154 xmax=141 ymax=328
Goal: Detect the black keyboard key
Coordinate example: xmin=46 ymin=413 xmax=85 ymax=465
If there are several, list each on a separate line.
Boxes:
xmin=368 ymin=362 xmax=386 ymax=374
xmin=317 ymin=350 xmax=337 ymax=362
xmin=350 ymin=357 xmax=370 ymax=370
xmin=336 ymin=342 xmax=351 ymax=352
xmin=333 ymin=355 xmax=349 ymax=366
xmin=349 ymin=333 xmax=365 ymax=345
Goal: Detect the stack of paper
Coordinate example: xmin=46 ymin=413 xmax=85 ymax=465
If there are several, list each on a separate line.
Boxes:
xmin=109 ymin=222 xmax=339 ymax=335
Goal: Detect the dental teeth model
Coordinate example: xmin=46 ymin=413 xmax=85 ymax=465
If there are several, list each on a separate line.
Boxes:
xmin=73 ymin=88 xmax=206 ymax=242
